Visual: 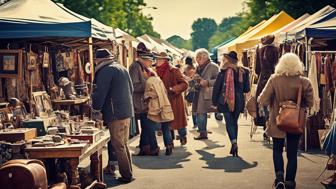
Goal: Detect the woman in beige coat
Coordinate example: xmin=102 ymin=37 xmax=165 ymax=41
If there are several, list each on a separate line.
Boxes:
xmin=258 ymin=53 xmax=314 ymax=189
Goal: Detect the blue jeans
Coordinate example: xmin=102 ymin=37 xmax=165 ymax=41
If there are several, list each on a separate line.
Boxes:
xmin=178 ymin=128 xmax=187 ymax=137
xmin=273 ymin=134 xmax=301 ymax=182
xmin=196 ymin=113 xmax=208 ymax=133
xmin=139 ymin=113 xmax=158 ymax=150
xmin=223 ymin=111 xmax=240 ymax=144
xmin=161 ymin=122 xmax=173 ymax=147
xmin=192 ymin=113 xmax=198 ymax=127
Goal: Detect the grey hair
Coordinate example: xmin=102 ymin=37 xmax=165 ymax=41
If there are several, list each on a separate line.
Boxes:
xmin=275 ymin=53 xmax=304 ymax=76
xmin=195 ymin=48 xmax=210 ymax=61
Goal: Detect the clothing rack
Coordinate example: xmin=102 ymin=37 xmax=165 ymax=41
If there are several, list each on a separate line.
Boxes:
xmin=304 ymin=49 xmax=336 ymax=151
xmin=311 ymin=50 xmax=336 ymax=54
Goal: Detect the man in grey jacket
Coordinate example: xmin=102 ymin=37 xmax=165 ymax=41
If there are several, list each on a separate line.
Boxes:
xmin=92 ymin=49 xmax=135 ymax=183
xmin=192 ymin=48 xmax=220 ymax=140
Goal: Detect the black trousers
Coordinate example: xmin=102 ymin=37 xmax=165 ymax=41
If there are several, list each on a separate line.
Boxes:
xmin=272 ymin=133 xmax=301 ymax=182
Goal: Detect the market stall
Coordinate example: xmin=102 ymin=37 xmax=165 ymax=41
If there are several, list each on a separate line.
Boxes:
xmin=0 ymin=0 xmax=116 ymax=188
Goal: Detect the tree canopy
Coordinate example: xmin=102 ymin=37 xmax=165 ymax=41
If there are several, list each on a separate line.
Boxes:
xmin=53 ymin=0 xmax=160 ymax=38
xmin=191 ymin=18 xmax=217 ymax=50
xmin=189 ymin=0 xmax=336 ymax=51
xmin=166 ymin=35 xmax=192 ymax=50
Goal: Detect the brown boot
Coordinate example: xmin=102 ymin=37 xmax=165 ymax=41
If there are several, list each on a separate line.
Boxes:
xmin=194 ymin=132 xmax=208 ymax=140
xmin=165 ymin=145 xmax=173 ymax=156
xmin=134 ymin=145 xmax=151 ymax=156
xmin=150 ymin=147 xmax=160 ymax=156
xmin=180 ymin=136 xmax=187 ymax=145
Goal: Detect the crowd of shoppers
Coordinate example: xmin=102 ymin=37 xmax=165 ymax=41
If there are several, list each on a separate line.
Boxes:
xmin=91 ymin=39 xmax=313 ymax=189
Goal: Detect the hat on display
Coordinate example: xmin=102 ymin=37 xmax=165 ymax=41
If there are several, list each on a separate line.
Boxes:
xmin=223 ymin=51 xmax=238 ymax=63
xmin=58 ymin=77 xmax=71 ymax=87
xmin=95 ymin=48 xmax=114 ymax=59
xmin=261 ymin=34 xmax=275 ymax=45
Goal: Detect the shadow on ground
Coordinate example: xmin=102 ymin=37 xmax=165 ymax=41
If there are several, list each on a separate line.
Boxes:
xmin=104 ymin=175 xmax=121 ymax=188
xmin=131 ymin=146 xmax=192 ymax=170
xmin=196 ymin=150 xmax=258 ymax=172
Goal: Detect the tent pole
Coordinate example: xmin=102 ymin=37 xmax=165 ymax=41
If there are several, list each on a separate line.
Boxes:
xmin=89 ymin=37 xmax=94 ymax=81
xmin=304 ymin=37 xmax=313 ymax=152
xmin=305 ymin=36 xmax=308 ymax=152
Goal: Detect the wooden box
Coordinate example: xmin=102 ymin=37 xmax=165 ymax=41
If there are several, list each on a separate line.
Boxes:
xmin=65 ymin=130 xmax=103 ymax=144
xmin=0 ymin=128 xmax=37 ymax=142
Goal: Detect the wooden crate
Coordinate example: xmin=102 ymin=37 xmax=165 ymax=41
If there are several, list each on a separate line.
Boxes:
xmin=0 ymin=128 xmax=37 ymax=142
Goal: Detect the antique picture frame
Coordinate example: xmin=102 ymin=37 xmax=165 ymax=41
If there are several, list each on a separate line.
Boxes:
xmin=0 ymin=50 xmax=23 ymax=78
xmin=33 ymin=91 xmax=53 ymax=117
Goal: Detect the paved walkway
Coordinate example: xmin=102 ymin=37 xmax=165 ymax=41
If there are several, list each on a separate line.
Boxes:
xmin=101 ymin=115 xmax=328 ymax=189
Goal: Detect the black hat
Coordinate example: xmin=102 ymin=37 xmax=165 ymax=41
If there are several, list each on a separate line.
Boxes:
xmin=95 ymin=48 xmax=113 ymax=59
xmin=136 ymin=42 xmax=150 ymax=54
xmin=185 ymin=56 xmax=193 ymax=65
xmin=223 ymin=51 xmax=238 ymax=62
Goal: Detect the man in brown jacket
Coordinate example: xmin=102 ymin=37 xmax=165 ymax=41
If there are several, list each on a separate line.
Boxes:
xmin=129 ymin=43 xmax=160 ymax=156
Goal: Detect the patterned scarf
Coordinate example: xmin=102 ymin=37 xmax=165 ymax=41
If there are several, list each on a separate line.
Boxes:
xmin=224 ymin=68 xmax=235 ymax=112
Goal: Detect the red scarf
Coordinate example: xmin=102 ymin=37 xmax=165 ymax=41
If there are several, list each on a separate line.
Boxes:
xmin=156 ymin=62 xmax=170 ymax=78
xmin=224 ymin=68 xmax=235 ymax=112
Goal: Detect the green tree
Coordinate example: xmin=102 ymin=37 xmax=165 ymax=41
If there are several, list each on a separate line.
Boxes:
xmin=53 ymin=0 xmax=160 ymax=38
xmin=191 ymin=18 xmax=217 ymax=50
xmin=209 ymin=16 xmax=242 ymax=49
xmin=167 ymin=35 xmax=192 ymax=50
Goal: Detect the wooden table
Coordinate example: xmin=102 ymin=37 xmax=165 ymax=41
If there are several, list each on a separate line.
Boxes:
xmin=25 ymin=133 xmax=110 ymax=189
xmin=52 ymin=97 xmax=89 ymax=115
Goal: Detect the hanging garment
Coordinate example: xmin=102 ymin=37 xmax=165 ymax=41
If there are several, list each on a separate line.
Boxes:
xmin=332 ymin=55 xmax=336 ymax=83
xmin=308 ymin=54 xmax=320 ymax=115
xmin=242 ymin=51 xmax=249 ymax=67
xmin=324 ymin=55 xmax=334 ymax=92
xmin=322 ymin=87 xmax=333 ymax=117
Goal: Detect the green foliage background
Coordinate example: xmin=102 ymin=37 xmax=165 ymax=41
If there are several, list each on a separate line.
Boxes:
xmin=53 ymin=0 xmax=160 ymax=38
xmin=168 ymin=0 xmax=336 ymax=51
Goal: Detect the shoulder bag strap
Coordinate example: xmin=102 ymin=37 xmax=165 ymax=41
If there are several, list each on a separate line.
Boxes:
xmin=297 ymin=78 xmax=303 ymax=107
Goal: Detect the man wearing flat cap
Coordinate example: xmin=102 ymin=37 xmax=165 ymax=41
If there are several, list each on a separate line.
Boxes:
xmin=129 ymin=43 xmax=160 ymax=156
xmin=92 ymin=48 xmax=135 ymax=183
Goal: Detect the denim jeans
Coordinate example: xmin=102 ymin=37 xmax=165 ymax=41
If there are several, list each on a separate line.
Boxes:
xmin=192 ymin=113 xmax=198 ymax=127
xmin=273 ymin=134 xmax=301 ymax=182
xmin=223 ymin=111 xmax=240 ymax=144
xmin=196 ymin=113 xmax=208 ymax=133
xmin=178 ymin=128 xmax=187 ymax=137
xmin=161 ymin=122 xmax=173 ymax=147
xmin=139 ymin=113 xmax=159 ymax=150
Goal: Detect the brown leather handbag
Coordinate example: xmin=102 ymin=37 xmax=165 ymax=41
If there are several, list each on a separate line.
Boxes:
xmin=276 ymin=83 xmax=306 ymax=134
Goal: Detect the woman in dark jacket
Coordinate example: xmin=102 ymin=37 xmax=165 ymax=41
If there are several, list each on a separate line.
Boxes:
xmin=212 ymin=51 xmax=250 ymax=156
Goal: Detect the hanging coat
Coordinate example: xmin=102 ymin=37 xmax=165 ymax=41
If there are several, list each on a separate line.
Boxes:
xmin=308 ymin=54 xmax=320 ymax=115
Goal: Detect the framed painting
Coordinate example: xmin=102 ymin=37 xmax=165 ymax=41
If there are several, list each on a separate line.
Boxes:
xmin=0 ymin=50 xmax=23 ymax=78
